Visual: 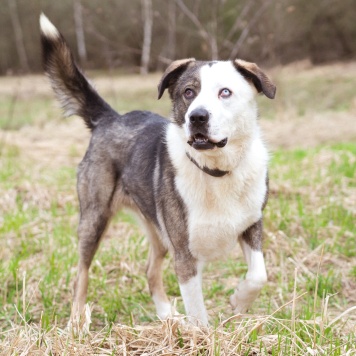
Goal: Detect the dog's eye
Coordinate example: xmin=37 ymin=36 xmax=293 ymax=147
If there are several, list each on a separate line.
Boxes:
xmin=184 ymin=88 xmax=195 ymax=99
xmin=219 ymin=88 xmax=232 ymax=99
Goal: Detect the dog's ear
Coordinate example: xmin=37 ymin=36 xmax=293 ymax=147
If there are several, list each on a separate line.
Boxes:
xmin=158 ymin=58 xmax=195 ymax=99
xmin=234 ymin=59 xmax=276 ymax=99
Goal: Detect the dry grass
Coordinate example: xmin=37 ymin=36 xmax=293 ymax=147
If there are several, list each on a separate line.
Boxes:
xmin=1 ymin=293 xmax=355 ymax=355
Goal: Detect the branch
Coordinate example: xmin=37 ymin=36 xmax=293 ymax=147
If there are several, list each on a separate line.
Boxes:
xmin=229 ymin=0 xmax=272 ymax=59
xmin=175 ymin=0 xmax=219 ymax=59
xmin=225 ymin=0 xmax=255 ymax=43
xmin=175 ymin=0 xmax=210 ymax=42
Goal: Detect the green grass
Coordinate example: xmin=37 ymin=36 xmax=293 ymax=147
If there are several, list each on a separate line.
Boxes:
xmin=0 ymin=96 xmax=56 ymax=130
xmin=0 ymin=70 xmax=355 ymax=354
xmin=1 ymin=139 xmax=355 ymax=353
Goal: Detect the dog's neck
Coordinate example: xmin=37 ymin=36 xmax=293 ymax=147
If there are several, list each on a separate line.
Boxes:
xmin=185 ymin=152 xmax=230 ymax=177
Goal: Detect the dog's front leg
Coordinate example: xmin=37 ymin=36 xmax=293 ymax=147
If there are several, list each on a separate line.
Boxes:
xmin=175 ymin=258 xmax=208 ymax=326
xmin=230 ymin=219 xmax=267 ymax=314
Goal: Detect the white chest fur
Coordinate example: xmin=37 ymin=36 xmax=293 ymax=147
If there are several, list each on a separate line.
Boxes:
xmin=166 ymin=124 xmax=268 ymax=261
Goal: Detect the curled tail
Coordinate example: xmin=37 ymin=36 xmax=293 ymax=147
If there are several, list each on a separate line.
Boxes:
xmin=40 ymin=14 xmax=115 ymax=130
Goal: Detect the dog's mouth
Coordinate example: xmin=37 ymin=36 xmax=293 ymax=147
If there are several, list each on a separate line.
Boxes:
xmin=187 ymin=134 xmax=228 ymax=150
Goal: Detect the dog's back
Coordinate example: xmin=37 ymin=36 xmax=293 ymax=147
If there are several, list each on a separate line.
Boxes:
xmin=40 ymin=13 xmax=172 ymax=222
xmin=40 ymin=14 xmax=275 ymax=327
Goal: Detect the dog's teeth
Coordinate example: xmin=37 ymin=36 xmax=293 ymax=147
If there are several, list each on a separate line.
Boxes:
xmin=194 ymin=135 xmax=208 ymax=144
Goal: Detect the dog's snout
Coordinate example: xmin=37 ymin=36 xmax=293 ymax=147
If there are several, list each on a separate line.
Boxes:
xmin=189 ymin=108 xmax=209 ymax=126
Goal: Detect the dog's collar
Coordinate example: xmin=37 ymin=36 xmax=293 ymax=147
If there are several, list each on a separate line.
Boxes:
xmin=186 ymin=152 xmax=230 ymax=178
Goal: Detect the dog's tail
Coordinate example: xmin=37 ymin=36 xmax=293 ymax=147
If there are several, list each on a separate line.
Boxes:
xmin=39 ymin=13 xmax=115 ymax=130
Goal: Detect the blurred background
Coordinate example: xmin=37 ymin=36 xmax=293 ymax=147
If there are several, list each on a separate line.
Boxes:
xmin=1 ymin=0 xmax=356 ymax=75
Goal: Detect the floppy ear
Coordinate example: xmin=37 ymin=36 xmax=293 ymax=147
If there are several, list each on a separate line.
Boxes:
xmin=234 ymin=59 xmax=276 ymax=99
xmin=157 ymin=58 xmax=195 ymax=99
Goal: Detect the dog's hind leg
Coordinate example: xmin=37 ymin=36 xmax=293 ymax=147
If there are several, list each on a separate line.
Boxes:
xmin=72 ymin=213 xmax=111 ymax=321
xmin=143 ymin=222 xmax=171 ymax=319
xmin=71 ymin=163 xmax=115 ymax=325
xmin=230 ymin=219 xmax=267 ymax=314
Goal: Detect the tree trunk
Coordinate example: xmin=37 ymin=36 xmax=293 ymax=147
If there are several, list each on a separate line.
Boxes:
xmin=73 ymin=0 xmax=87 ymax=64
xmin=167 ymin=1 xmax=176 ymax=60
xmin=8 ymin=0 xmax=29 ymax=72
xmin=229 ymin=0 xmax=271 ymax=59
xmin=175 ymin=0 xmax=217 ymax=60
xmin=140 ymin=0 xmax=153 ymax=75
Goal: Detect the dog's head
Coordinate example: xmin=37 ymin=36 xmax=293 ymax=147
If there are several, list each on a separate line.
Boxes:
xmin=158 ymin=59 xmax=275 ymax=151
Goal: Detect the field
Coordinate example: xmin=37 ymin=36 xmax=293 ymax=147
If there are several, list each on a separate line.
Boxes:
xmin=0 ymin=62 xmax=355 ymax=355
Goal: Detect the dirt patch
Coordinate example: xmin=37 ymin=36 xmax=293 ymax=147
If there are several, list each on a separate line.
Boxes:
xmin=261 ymin=111 xmax=356 ymax=149
xmin=2 ymin=110 xmax=355 ymax=169
xmin=0 ymin=119 xmax=90 ymax=169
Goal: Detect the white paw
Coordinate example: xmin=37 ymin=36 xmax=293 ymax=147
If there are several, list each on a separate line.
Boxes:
xmin=230 ymin=277 xmax=265 ymax=315
xmin=67 ymin=303 xmax=92 ymax=336
xmin=230 ymin=292 xmax=251 ymax=314
xmin=156 ymin=303 xmax=175 ymax=320
xmin=187 ymin=315 xmax=209 ymax=327
xmin=154 ymin=297 xmax=178 ymax=321
xmin=164 ymin=313 xmax=208 ymax=329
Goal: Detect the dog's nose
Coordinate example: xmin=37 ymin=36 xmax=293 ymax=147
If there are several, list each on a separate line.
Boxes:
xmin=189 ymin=108 xmax=209 ymax=126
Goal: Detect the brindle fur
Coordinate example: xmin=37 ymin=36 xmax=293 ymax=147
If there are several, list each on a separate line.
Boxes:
xmin=40 ymin=15 xmax=275 ymax=325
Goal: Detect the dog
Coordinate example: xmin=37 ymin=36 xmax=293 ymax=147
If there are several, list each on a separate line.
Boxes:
xmin=40 ymin=14 xmax=276 ymax=327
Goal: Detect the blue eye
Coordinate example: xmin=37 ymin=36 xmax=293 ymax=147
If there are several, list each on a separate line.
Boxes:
xmin=219 ymin=88 xmax=232 ymax=98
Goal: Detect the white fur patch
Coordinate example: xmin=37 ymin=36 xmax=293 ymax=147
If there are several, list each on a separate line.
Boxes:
xmin=40 ymin=13 xmax=60 ymax=39
xmin=166 ymin=124 xmax=268 ymax=262
xmin=152 ymin=295 xmax=173 ymax=320
xmin=179 ymin=263 xmax=208 ymax=326
xmin=166 ymin=60 xmax=268 ymax=263
xmin=230 ymin=241 xmax=267 ymax=313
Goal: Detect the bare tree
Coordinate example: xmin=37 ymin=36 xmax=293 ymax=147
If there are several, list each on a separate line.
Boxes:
xmin=157 ymin=1 xmax=176 ymax=68
xmin=1 ymin=0 xmax=356 ymax=74
xmin=175 ymin=0 xmax=219 ymax=60
xmin=223 ymin=0 xmax=255 ymax=48
xmin=229 ymin=0 xmax=272 ymax=59
xmin=140 ymin=0 xmax=153 ymax=74
xmin=8 ymin=0 xmax=29 ymax=72
xmin=73 ymin=0 xmax=87 ymax=64
xmin=167 ymin=1 xmax=176 ymax=61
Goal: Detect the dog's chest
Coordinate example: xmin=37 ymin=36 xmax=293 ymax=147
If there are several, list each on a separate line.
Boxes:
xmin=175 ymin=169 xmax=266 ymax=261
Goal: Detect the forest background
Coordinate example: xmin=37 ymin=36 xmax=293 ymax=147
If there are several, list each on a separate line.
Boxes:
xmin=2 ymin=0 xmax=356 ymax=75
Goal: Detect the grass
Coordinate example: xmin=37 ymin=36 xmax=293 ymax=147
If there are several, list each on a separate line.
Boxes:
xmin=0 ymin=73 xmax=171 ymax=130
xmin=0 ymin=65 xmax=356 ymax=354
xmin=257 ymin=62 xmax=356 ymax=120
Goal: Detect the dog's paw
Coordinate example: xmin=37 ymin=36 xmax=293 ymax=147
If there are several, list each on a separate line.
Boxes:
xmin=230 ymin=293 xmax=250 ymax=314
xmin=156 ymin=301 xmax=176 ymax=321
xmin=67 ymin=303 xmax=92 ymax=336
xmin=164 ymin=313 xmax=209 ymax=330
xmin=230 ymin=277 xmax=265 ymax=315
